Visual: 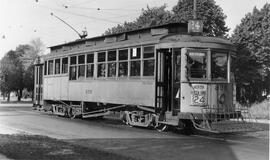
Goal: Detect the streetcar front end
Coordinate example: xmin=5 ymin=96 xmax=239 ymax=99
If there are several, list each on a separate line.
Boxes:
xmin=180 ymin=47 xmax=255 ymax=133
xmin=157 ymin=34 xmax=258 ymax=133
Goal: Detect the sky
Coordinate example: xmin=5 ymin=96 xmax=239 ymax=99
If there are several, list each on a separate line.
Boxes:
xmin=0 ymin=0 xmax=268 ymax=58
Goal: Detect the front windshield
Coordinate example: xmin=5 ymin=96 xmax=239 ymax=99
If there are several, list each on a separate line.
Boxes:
xmin=187 ymin=52 xmax=207 ymax=78
xmin=211 ymin=52 xmax=228 ymax=80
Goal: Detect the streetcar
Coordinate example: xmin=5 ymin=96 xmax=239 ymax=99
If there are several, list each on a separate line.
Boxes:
xmin=33 ymin=22 xmax=255 ymax=133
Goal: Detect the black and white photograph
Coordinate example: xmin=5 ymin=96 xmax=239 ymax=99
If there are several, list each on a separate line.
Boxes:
xmin=0 ymin=0 xmax=269 ymax=159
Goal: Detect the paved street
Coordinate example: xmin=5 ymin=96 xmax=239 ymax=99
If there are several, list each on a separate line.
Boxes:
xmin=0 ymin=103 xmax=269 ymax=160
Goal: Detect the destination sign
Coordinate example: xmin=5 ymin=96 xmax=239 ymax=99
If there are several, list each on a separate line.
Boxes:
xmin=188 ymin=20 xmax=203 ymax=34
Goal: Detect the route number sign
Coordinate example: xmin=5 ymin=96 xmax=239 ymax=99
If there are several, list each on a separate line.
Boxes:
xmin=188 ymin=20 xmax=203 ymax=34
xmin=191 ymin=84 xmax=207 ymax=105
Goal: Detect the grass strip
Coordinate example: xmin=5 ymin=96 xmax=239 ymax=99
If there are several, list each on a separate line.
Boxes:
xmin=0 ymin=134 xmax=135 ymax=160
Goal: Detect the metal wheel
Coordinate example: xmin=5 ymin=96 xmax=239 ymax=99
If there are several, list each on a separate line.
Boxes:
xmin=68 ymin=108 xmax=77 ymax=119
xmin=155 ymin=123 xmax=169 ymax=132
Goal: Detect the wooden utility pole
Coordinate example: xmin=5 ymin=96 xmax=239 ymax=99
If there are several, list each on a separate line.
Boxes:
xmin=194 ymin=0 xmax=197 ymax=19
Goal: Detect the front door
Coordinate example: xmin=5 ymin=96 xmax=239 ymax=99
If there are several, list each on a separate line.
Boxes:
xmin=155 ymin=48 xmax=181 ymax=115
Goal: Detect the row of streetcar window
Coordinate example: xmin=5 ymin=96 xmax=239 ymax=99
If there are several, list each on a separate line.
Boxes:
xmin=44 ymin=46 xmax=155 ymax=80
xmin=187 ymin=51 xmax=228 ymax=80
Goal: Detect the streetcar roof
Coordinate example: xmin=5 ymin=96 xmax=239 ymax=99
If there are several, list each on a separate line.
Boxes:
xmin=46 ymin=22 xmax=235 ymax=58
xmin=157 ymin=34 xmax=236 ymax=51
xmin=49 ymin=23 xmax=187 ymax=49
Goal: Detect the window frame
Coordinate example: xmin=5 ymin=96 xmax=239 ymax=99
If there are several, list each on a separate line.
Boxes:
xmin=78 ymin=54 xmax=86 ymax=79
xmin=54 ymin=58 xmax=61 ymax=75
xmin=97 ymin=51 xmax=107 ymax=78
xmin=61 ymin=57 xmax=68 ymax=74
xmin=69 ymin=55 xmax=77 ymax=80
xmin=211 ymin=50 xmax=229 ymax=81
xmin=118 ymin=48 xmax=129 ymax=78
xmin=186 ymin=49 xmax=208 ymax=81
xmin=142 ymin=45 xmax=155 ymax=77
xmin=86 ymin=53 xmax=95 ymax=79
xmin=129 ymin=46 xmax=142 ymax=78
xmin=48 ymin=59 xmax=54 ymax=75
xmin=107 ymin=50 xmax=117 ymax=78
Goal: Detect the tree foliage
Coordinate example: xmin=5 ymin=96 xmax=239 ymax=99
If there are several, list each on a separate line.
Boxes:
xmin=105 ymin=0 xmax=229 ymax=37
xmin=105 ymin=5 xmax=172 ymax=35
xmin=0 ymin=50 xmax=24 ymax=101
xmin=231 ymin=3 xmax=270 ymax=104
xmin=0 ymin=38 xmax=44 ymax=101
xmin=172 ymin=0 xmax=229 ymax=37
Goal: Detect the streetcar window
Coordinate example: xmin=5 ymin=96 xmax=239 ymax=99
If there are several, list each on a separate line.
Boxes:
xmin=143 ymin=46 xmax=155 ymax=76
xmin=48 ymin=60 xmax=54 ymax=75
xmin=130 ymin=61 xmax=141 ymax=76
xmin=98 ymin=52 xmax=106 ymax=62
xmin=97 ymin=63 xmax=106 ymax=77
xmin=70 ymin=56 xmax=77 ymax=65
xmin=108 ymin=50 xmax=116 ymax=61
xmin=87 ymin=54 xmax=94 ymax=63
xmin=55 ymin=59 xmax=60 ymax=74
xmin=187 ymin=52 xmax=207 ymax=78
xmin=143 ymin=46 xmax=154 ymax=58
xmin=78 ymin=55 xmax=85 ymax=64
xmin=143 ymin=60 xmax=155 ymax=76
xmin=86 ymin=53 xmax=94 ymax=78
xmin=61 ymin=58 xmax=68 ymax=74
xmin=70 ymin=56 xmax=77 ymax=80
xmin=130 ymin=48 xmax=141 ymax=59
xmin=78 ymin=65 xmax=85 ymax=78
xmin=130 ymin=47 xmax=141 ymax=77
xmin=86 ymin=64 xmax=94 ymax=78
xmin=119 ymin=62 xmax=128 ymax=77
xmin=119 ymin=49 xmax=128 ymax=60
xmin=97 ymin=52 xmax=106 ymax=77
xmin=69 ymin=66 xmax=77 ymax=80
xmin=44 ymin=61 xmax=47 ymax=75
xmin=78 ymin=55 xmax=85 ymax=78
xmin=211 ymin=52 xmax=228 ymax=80
xmin=108 ymin=63 xmax=116 ymax=77
xmin=118 ymin=49 xmax=128 ymax=77
xmin=107 ymin=50 xmax=116 ymax=77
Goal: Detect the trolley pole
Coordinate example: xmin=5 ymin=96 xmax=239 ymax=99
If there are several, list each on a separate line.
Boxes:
xmin=51 ymin=12 xmax=87 ymax=39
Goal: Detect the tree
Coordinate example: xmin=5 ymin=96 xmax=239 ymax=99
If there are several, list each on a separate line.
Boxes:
xmin=16 ymin=38 xmax=44 ymax=100
xmin=105 ymin=4 xmax=173 ymax=35
xmin=0 ymin=38 xmax=44 ymax=101
xmin=0 ymin=50 xmax=24 ymax=101
xmin=105 ymin=0 xmax=229 ymax=37
xmin=30 ymin=38 xmax=45 ymax=56
xmin=172 ymin=0 xmax=229 ymax=37
xmin=27 ymin=38 xmax=44 ymax=100
xmin=135 ymin=5 xmax=172 ymax=28
xmin=231 ymin=3 xmax=270 ymax=104
xmin=15 ymin=44 xmax=34 ymax=101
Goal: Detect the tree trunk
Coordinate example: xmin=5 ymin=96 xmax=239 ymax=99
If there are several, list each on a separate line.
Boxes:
xmin=17 ymin=91 xmax=20 ymax=101
xmin=20 ymin=89 xmax=23 ymax=101
xmin=7 ymin=92 xmax=10 ymax=102
xmin=17 ymin=89 xmax=22 ymax=101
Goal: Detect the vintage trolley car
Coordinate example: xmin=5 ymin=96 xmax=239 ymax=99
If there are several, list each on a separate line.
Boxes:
xmin=34 ymin=22 xmax=254 ymax=133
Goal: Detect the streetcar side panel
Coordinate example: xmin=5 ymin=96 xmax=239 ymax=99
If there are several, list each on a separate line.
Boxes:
xmin=43 ymin=76 xmax=155 ymax=107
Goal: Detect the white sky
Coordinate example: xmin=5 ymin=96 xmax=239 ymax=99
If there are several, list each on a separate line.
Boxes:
xmin=0 ymin=0 xmax=268 ymax=58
